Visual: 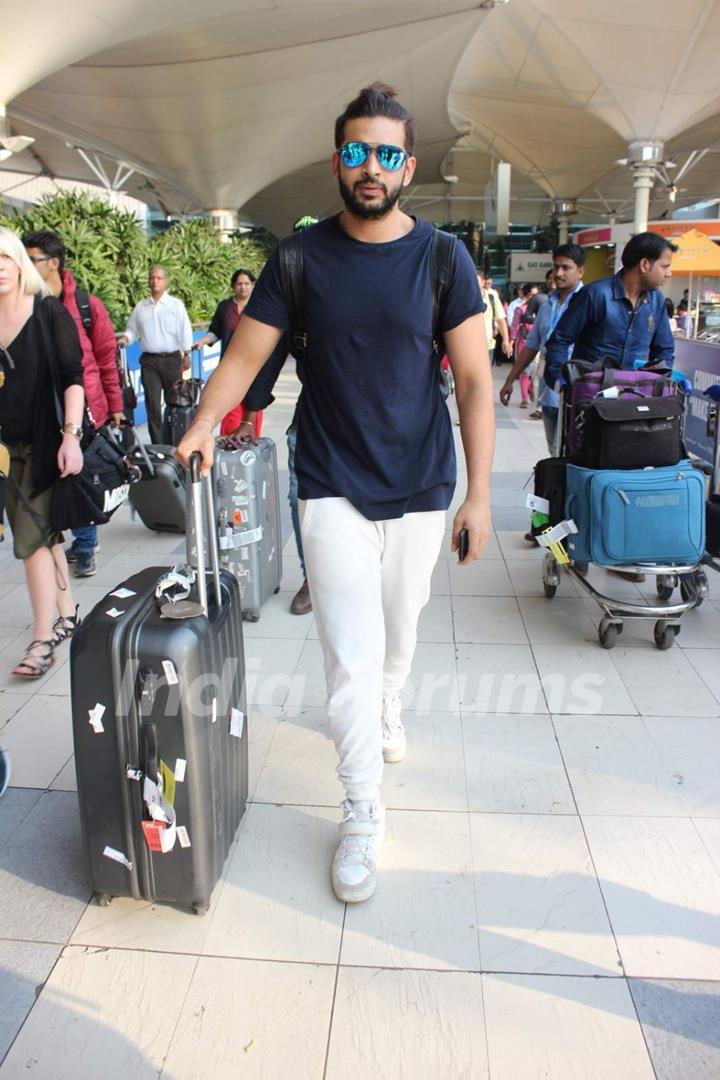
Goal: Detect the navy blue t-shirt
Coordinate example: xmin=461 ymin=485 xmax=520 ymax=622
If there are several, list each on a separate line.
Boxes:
xmin=245 ymin=215 xmax=484 ymax=520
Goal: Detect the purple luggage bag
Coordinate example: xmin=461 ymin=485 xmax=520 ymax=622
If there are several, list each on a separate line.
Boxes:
xmin=563 ymin=360 xmax=676 ymax=453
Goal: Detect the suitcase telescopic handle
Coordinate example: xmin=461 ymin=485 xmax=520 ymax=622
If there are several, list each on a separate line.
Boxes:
xmin=141 ymin=721 xmax=159 ymax=784
xmin=189 ymin=452 xmax=222 ymax=615
xmin=105 ymin=422 xmax=157 ymax=478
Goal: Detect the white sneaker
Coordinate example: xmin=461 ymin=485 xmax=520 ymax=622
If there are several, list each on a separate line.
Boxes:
xmin=382 ymin=694 xmax=406 ymax=763
xmin=332 ymin=800 xmax=384 ymax=903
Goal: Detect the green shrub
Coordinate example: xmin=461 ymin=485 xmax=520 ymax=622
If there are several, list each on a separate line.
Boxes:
xmin=0 ymin=192 xmax=270 ymax=327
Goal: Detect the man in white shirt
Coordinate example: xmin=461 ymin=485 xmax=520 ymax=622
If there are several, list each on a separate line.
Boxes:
xmin=119 ymin=265 xmax=193 ymax=443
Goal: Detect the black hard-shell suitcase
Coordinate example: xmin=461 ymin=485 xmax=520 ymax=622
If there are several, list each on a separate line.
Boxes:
xmin=71 ymin=456 xmax=248 ymax=913
xmin=128 ymin=441 xmax=187 ymax=534
xmin=162 ymin=354 xmax=203 ymax=447
xmin=162 ymin=402 xmax=198 ymax=447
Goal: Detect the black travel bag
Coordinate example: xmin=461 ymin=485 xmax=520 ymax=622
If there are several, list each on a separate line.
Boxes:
xmin=71 ymin=454 xmax=248 ymax=913
xmin=531 ymin=457 xmax=567 ymax=538
xmin=51 ymin=425 xmax=137 ymax=530
xmin=128 ymin=438 xmax=187 ymax=534
xmin=572 ymin=392 xmax=684 ymax=470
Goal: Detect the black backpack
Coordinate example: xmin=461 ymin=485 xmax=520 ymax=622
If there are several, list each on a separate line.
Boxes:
xmin=277 ymin=227 xmax=457 ymax=390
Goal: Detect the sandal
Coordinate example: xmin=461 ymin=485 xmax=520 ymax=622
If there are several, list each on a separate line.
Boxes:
xmin=52 ymin=605 xmax=81 ymax=646
xmin=13 ymin=639 xmax=55 ymax=679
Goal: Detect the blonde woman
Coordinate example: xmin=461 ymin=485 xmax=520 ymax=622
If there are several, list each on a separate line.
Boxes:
xmin=0 ymin=227 xmax=84 ymax=677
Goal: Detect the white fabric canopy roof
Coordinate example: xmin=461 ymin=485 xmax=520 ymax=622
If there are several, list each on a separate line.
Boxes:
xmin=2 ymin=0 xmax=720 ymax=231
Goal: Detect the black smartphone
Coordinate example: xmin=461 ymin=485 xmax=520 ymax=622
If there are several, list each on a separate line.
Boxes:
xmin=458 ymin=527 xmax=469 ymax=562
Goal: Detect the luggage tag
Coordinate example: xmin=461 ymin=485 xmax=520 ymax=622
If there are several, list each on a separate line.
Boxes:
xmin=526 ymin=494 xmax=550 ymax=514
xmin=159 ymin=598 xmax=204 ymax=619
xmin=536 ymin=519 xmax=578 ymax=566
xmin=141 ymin=817 xmax=177 ymax=854
xmin=160 ymin=760 xmax=176 ymax=806
xmin=156 ymin=566 xmax=203 ymax=619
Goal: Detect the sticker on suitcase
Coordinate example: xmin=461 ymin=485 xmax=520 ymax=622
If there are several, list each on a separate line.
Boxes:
xmin=88 ymin=703 xmax=106 ymax=734
xmin=103 ymin=845 xmax=132 ymax=871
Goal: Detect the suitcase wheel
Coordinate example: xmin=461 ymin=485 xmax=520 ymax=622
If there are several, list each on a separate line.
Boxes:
xmin=654 ymin=620 xmax=680 ymax=650
xmin=193 ymin=900 xmax=210 ymax=916
xmin=242 ymin=609 xmax=261 ymax=623
xmin=598 ymin=616 xmax=623 ymax=650
xmin=274 ymin=586 xmax=281 ymax=594
xmin=94 ymin=892 xmax=113 ymax=907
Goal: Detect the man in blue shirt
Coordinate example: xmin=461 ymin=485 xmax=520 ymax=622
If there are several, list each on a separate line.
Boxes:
xmin=500 ymin=243 xmax=586 ymax=454
xmin=178 ymin=83 xmax=494 ymax=905
xmin=544 ymin=231 xmax=677 ymax=388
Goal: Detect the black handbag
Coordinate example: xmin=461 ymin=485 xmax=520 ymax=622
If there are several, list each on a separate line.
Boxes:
xmin=33 ymin=300 xmax=136 ymax=531
xmin=50 ymin=425 xmax=136 ymax=530
xmin=167 ymin=377 xmax=202 ymax=409
xmin=572 ymin=391 xmax=684 ymax=469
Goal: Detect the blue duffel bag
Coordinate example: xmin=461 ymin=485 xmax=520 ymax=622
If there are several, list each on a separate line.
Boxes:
xmin=565 ymin=461 xmax=705 ymax=566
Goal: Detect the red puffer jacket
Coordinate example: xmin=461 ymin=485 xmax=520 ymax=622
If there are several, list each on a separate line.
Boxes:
xmin=61 ymin=270 xmax=123 ymax=426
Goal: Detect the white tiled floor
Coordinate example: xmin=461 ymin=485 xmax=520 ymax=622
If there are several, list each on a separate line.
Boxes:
xmin=1 ymin=368 xmax=719 ymax=1078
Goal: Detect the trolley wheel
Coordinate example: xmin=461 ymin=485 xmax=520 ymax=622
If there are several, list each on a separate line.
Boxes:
xmin=93 ymin=892 xmax=113 ymax=908
xmin=656 ymin=580 xmax=674 ymax=602
xmin=274 ymin=585 xmax=281 ymax=594
xmin=543 ymin=553 xmax=559 ymax=599
xmin=654 ymin=620 xmax=678 ymax=650
xmin=242 ymin=609 xmax=260 ymax=623
xmin=193 ymin=901 xmax=210 ymax=916
xmin=598 ymin=616 xmax=622 ymax=649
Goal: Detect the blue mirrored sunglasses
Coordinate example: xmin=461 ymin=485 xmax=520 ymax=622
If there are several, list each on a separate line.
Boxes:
xmin=339 ymin=141 xmax=408 ymax=172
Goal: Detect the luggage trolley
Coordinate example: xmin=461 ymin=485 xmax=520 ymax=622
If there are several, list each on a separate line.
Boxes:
xmin=692 ymin=383 xmax=720 ymax=588
xmin=540 ymin=362 xmax=705 ymax=650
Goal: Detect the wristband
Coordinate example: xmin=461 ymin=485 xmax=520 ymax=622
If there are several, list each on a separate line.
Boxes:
xmin=61 ymin=423 xmax=82 ymax=439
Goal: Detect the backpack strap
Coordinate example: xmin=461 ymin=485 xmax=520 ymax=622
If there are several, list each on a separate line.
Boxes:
xmin=430 ymin=229 xmax=457 ymax=357
xmin=278 ymin=234 xmax=306 ymax=357
xmin=75 ymin=287 xmax=93 ymax=334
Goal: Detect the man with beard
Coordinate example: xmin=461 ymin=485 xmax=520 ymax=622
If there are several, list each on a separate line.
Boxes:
xmin=177 ymin=83 xmax=493 ymax=904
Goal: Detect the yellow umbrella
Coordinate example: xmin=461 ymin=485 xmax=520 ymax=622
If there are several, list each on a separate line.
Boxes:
xmin=670 ymin=229 xmax=720 ymax=336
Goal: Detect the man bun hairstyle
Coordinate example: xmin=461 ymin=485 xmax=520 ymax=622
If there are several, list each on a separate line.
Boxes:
xmin=553 ymin=242 xmax=586 ymax=267
xmin=22 ymin=229 xmax=65 ymax=273
xmin=335 ymin=82 xmax=416 ymax=155
xmin=622 ymin=231 xmax=678 ymax=270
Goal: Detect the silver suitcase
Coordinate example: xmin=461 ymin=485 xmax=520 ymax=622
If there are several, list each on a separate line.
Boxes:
xmin=187 ymin=437 xmax=282 ymax=621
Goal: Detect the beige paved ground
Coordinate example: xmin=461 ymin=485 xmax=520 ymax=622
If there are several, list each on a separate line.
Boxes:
xmin=1 ymin=366 xmax=719 ymax=1078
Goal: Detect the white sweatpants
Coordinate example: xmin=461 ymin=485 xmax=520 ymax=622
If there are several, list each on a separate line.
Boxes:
xmin=299 ymin=497 xmax=446 ymax=804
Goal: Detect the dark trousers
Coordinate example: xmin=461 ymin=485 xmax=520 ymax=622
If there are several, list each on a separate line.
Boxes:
xmin=140 ymin=351 xmax=182 ymax=444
